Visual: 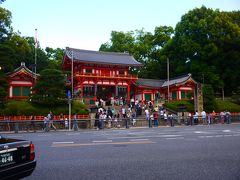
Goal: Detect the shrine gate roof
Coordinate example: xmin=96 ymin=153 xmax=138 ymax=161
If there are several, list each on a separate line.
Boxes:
xmin=65 ymin=47 xmax=142 ymax=66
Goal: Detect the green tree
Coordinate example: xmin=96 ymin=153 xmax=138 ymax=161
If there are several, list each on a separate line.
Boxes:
xmin=203 ymin=84 xmax=217 ymax=112
xmin=0 ymin=7 xmax=12 ymax=42
xmin=166 ymin=6 xmax=240 ymax=96
xmin=99 ymin=26 xmax=174 ymax=79
xmin=31 ymin=69 xmax=66 ymax=107
xmin=45 ymin=47 xmax=64 ymax=70
xmin=0 ymin=71 xmax=8 ymax=107
xmin=0 ymin=7 xmax=14 ymax=72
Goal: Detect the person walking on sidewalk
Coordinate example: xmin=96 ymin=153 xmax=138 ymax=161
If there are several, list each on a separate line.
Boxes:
xmin=48 ymin=111 xmax=56 ymax=131
xmin=153 ymin=110 xmax=159 ymax=127
xmin=43 ymin=116 xmax=50 ymax=132
xmin=72 ymin=114 xmax=79 ymax=131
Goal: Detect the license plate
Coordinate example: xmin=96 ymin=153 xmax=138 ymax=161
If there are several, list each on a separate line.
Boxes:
xmin=0 ymin=152 xmax=14 ymax=165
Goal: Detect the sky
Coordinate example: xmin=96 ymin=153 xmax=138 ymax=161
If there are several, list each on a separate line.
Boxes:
xmin=1 ymin=0 xmax=240 ymax=51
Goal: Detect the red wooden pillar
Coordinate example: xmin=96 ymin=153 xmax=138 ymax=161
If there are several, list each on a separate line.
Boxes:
xmin=81 ymin=84 xmax=84 ymax=98
xmin=94 ymin=83 xmax=97 ymax=101
xmin=127 ymin=84 xmax=130 ymax=102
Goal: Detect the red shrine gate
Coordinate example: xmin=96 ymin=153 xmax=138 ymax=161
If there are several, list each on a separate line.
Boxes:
xmin=62 ymin=48 xmax=142 ymax=105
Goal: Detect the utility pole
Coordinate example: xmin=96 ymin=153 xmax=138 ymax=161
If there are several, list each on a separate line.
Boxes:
xmin=71 ymin=50 xmax=74 ymax=99
xmin=167 ymin=58 xmax=170 ymax=102
xmin=34 ymin=28 xmax=37 ymax=84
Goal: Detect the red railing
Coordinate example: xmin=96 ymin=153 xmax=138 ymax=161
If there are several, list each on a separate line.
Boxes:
xmin=74 ymin=73 xmax=138 ymax=79
xmin=0 ymin=114 xmax=89 ymax=121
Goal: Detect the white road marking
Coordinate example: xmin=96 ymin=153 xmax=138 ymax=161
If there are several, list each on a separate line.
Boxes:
xmin=92 ymin=140 xmax=113 ymax=143
xmin=66 ymin=133 xmax=80 ymax=136
xmin=195 ymin=131 xmax=209 ymax=134
xmin=223 ymin=130 xmax=231 ymax=133
xmin=52 ymin=141 xmax=74 ymax=144
xmin=38 ymin=134 xmax=52 ymax=136
xmin=108 ymin=134 xmax=182 ymax=140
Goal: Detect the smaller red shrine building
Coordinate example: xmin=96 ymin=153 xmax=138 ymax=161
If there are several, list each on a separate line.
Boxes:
xmin=7 ymin=62 xmax=39 ymax=99
xmin=63 ymin=47 xmax=199 ymax=106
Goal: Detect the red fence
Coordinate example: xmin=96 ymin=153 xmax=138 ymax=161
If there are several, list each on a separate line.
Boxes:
xmin=0 ymin=114 xmax=89 ymax=121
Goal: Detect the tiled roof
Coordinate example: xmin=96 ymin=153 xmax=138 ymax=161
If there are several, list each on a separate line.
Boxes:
xmin=65 ymin=47 xmax=142 ymax=66
xmin=136 ymin=74 xmax=196 ymax=88
xmin=136 ymin=78 xmax=165 ymax=88
xmin=162 ymin=74 xmax=194 ymax=87
xmin=7 ymin=62 xmax=40 ymax=78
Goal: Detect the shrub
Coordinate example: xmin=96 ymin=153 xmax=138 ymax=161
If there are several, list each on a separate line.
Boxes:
xmin=1 ymin=100 xmax=89 ymax=116
xmin=164 ymin=100 xmax=194 ymax=112
xmin=216 ymin=100 xmax=240 ymax=112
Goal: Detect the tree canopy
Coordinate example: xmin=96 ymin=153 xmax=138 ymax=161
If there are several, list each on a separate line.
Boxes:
xmin=0 ymin=6 xmax=65 ymax=106
xmin=99 ymin=6 xmax=240 ymax=97
xmin=31 ymin=69 xmax=65 ymax=107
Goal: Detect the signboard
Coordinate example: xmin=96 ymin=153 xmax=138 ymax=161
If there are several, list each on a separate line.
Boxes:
xmin=67 ymin=90 xmax=71 ymax=99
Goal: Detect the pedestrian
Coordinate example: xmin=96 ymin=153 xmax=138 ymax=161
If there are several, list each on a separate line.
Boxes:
xmin=27 ymin=115 xmax=36 ymax=132
xmin=168 ymin=113 xmax=174 ymax=127
xmin=220 ymin=111 xmax=225 ymax=124
xmin=72 ymin=114 xmax=79 ymax=131
xmin=64 ymin=118 xmax=69 ymax=129
xmin=145 ymin=108 xmax=150 ymax=121
xmin=125 ymin=111 xmax=130 ymax=129
xmin=153 ymin=110 xmax=159 ymax=127
xmin=225 ymin=111 xmax=231 ymax=124
xmin=193 ymin=111 xmax=199 ymax=125
xmin=211 ymin=110 xmax=216 ymax=124
xmin=60 ymin=113 xmax=64 ymax=129
xmin=48 ymin=111 xmax=56 ymax=131
xmin=207 ymin=113 xmax=211 ymax=125
xmin=94 ymin=112 xmax=100 ymax=130
xmin=99 ymin=111 xmax=104 ymax=129
xmin=43 ymin=116 xmax=49 ymax=132
xmin=164 ymin=111 xmax=168 ymax=126
xmin=201 ymin=110 xmax=206 ymax=125
xmin=131 ymin=109 xmax=137 ymax=126
xmin=31 ymin=115 xmax=36 ymax=132
xmin=188 ymin=113 xmax=193 ymax=126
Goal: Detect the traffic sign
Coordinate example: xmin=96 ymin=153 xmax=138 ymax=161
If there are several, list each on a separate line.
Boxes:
xmin=67 ymin=90 xmax=71 ymax=98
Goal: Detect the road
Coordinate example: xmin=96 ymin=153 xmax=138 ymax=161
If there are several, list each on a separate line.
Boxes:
xmin=3 ymin=124 xmax=240 ymax=180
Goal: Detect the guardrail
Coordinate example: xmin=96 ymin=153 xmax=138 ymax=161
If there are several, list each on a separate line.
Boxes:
xmin=0 ymin=115 xmax=89 ymax=121
xmin=0 ymin=115 xmax=239 ymax=133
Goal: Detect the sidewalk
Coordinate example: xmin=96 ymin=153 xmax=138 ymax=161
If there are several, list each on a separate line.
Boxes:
xmin=1 ymin=122 xmax=240 ymax=134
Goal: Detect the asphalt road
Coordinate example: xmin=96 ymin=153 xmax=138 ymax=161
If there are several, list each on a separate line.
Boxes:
xmin=3 ymin=124 xmax=240 ymax=180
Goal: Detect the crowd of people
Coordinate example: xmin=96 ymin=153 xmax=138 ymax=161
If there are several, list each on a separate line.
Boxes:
xmin=190 ymin=110 xmax=231 ymax=125
xmin=25 ymin=98 xmax=232 ymax=132
xmin=93 ymin=98 xmax=177 ymax=129
xmin=93 ymin=97 xmax=232 ymax=129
